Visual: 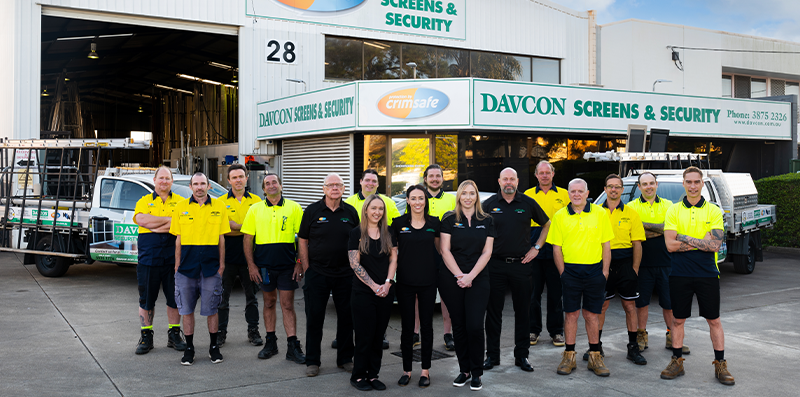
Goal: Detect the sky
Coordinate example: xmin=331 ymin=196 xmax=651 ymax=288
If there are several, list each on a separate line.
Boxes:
xmin=552 ymin=0 xmax=800 ymax=43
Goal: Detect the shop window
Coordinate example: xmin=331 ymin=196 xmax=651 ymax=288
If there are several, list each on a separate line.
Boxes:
xmin=721 ymin=76 xmax=732 ymax=98
xmin=325 ymin=37 xmax=363 ymax=81
xmin=363 ymin=135 xmax=388 ymax=192
xmin=532 ymin=57 xmax=560 ymax=84
xmin=364 ymin=41 xmax=401 ymax=80
xmin=734 ymin=76 xmax=750 ymax=98
xmin=437 ymin=48 xmax=469 ymax=78
xmin=470 ymin=51 xmax=527 ymax=81
xmin=435 ymin=135 xmax=458 ymax=191
xmin=751 ymin=78 xmax=767 ymax=98
xmin=401 ymin=44 xmax=437 ymax=79
xmin=786 ymin=83 xmax=799 ymax=121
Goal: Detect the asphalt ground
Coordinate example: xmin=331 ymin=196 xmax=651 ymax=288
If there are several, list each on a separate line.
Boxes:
xmin=1 ymin=251 xmax=798 ymax=396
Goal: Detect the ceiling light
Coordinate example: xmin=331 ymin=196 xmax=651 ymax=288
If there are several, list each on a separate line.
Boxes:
xmin=57 ymin=35 xmax=97 ymax=41
xmin=87 ymin=42 xmax=99 ymax=59
xmin=58 ymin=33 xmax=133 ymax=41
xmin=231 ymin=70 xmax=238 ymax=83
xmin=200 ymin=79 xmax=221 ymax=85
xmin=41 ymin=86 xmax=50 ymax=97
xmin=364 ymin=41 xmax=389 ymax=49
xmin=154 ymin=84 xmax=194 ymax=95
xmin=177 ymin=73 xmax=198 ymax=80
xmin=98 ymin=33 xmax=134 ymax=39
xmin=138 ymin=106 xmax=143 ymax=113
xmin=208 ymin=61 xmax=234 ymax=70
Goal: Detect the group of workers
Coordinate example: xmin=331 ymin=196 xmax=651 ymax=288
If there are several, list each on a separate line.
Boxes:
xmin=131 ymin=160 xmax=735 ymax=391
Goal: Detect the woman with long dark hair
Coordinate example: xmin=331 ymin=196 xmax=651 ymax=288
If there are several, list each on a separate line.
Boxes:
xmin=392 ymin=184 xmax=440 ymax=388
xmin=438 ymin=180 xmax=495 ymax=391
xmin=347 ymin=195 xmax=397 ymax=391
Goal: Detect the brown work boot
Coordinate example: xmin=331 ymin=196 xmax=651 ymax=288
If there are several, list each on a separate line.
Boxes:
xmin=666 ymin=331 xmax=691 ymax=354
xmin=713 ymin=360 xmax=735 ymax=385
xmin=660 ymin=356 xmax=685 ymax=379
xmin=556 ymin=351 xmax=577 ymax=375
xmin=637 ymin=328 xmax=648 ymax=351
xmin=587 ymin=351 xmax=610 ymax=377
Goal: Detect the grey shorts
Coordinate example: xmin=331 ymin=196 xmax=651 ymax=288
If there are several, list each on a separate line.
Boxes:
xmin=174 ymin=272 xmax=223 ymax=316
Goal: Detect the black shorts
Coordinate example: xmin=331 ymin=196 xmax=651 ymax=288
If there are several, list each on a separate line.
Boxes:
xmin=635 ymin=266 xmax=671 ymax=309
xmin=561 ymin=271 xmax=606 ymax=314
xmin=137 ymin=265 xmax=177 ymax=310
xmin=260 ymin=267 xmax=299 ymax=292
xmin=669 ymin=276 xmax=720 ymax=320
xmin=604 ymin=257 xmax=639 ymax=301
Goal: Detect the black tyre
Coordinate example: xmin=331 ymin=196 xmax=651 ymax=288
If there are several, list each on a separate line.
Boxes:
xmin=116 ymin=263 xmax=136 ymax=268
xmin=733 ymin=237 xmax=756 ymax=274
xmin=34 ymin=235 xmax=71 ymax=277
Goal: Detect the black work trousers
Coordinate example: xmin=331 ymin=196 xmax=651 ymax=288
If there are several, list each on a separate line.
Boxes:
xmin=396 ymin=283 xmax=437 ymax=371
xmin=485 ymin=258 xmax=532 ymax=360
xmin=351 ymin=287 xmax=394 ymax=381
xmin=218 ymin=261 xmax=260 ymax=332
xmin=303 ymin=267 xmax=354 ymax=367
xmin=529 ymin=257 xmax=564 ymax=337
xmin=438 ymin=271 xmax=490 ymax=377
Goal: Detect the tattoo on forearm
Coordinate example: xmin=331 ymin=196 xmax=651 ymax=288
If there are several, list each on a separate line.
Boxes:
xmin=348 ymin=250 xmax=373 ymax=287
xmin=677 ymin=231 xmax=723 ymax=252
xmin=643 ymin=222 xmax=664 ymax=234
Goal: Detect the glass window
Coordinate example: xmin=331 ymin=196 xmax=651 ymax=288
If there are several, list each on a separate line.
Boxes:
xmin=721 ymin=76 xmax=732 ymax=98
xmin=390 ymin=138 xmax=430 ymax=196
xmin=471 ymin=51 xmax=527 ymax=81
xmin=531 ymin=57 xmax=560 ymax=84
xmin=325 ymin=37 xmax=363 ymax=81
xmin=435 ymin=135 xmax=458 ymax=191
xmin=100 ymin=179 xmax=148 ymax=211
xmin=363 ymin=135 xmax=388 ymax=194
xmin=437 ymin=48 xmax=469 ymax=78
xmin=364 ymin=41 xmax=401 ymax=80
xmin=751 ymin=78 xmax=767 ymax=98
xmin=401 ymin=44 xmax=436 ymax=79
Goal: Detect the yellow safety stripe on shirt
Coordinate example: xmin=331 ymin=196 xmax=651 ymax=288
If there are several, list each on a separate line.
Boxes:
xmin=626 ymin=196 xmax=673 ymax=225
xmin=240 ymin=197 xmax=303 ymax=245
xmin=169 ymin=196 xmax=231 ymax=245
xmin=133 ymin=191 xmax=185 ymax=234
xmin=427 ymin=191 xmax=456 ymax=220
xmin=523 ymin=185 xmax=568 ymax=227
xmin=604 ymin=202 xmax=646 ymax=250
xmin=344 ymin=192 xmax=401 ymax=225
xmin=546 ymin=203 xmax=615 ymax=264
xmin=221 ymin=191 xmax=262 ymax=226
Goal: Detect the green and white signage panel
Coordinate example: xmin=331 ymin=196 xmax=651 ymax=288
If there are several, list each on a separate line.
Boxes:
xmin=257 ymin=83 xmax=357 ymax=139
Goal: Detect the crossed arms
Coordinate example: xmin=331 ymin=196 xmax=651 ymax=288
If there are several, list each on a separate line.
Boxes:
xmin=664 ymin=229 xmax=724 ymax=253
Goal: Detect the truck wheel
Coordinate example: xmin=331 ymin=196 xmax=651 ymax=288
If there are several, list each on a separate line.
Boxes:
xmin=733 ymin=238 xmax=756 ymax=274
xmin=34 ymin=235 xmax=71 ymax=277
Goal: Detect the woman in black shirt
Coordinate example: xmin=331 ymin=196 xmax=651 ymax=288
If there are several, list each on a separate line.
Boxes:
xmin=391 ymin=185 xmax=440 ymax=388
xmin=347 ymin=194 xmax=397 ymax=392
xmin=439 ymin=180 xmax=495 ymax=391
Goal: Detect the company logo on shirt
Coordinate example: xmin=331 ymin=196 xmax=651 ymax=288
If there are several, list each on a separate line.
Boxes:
xmin=317 ymin=217 xmax=328 ymax=223
xmin=515 ymin=209 xmax=525 ymax=214
xmin=341 ymin=218 xmax=351 ymax=222
xmin=476 ymin=225 xmax=485 ymax=229
xmin=274 ymin=0 xmax=365 ymax=12
xmin=377 ymin=87 xmax=450 ymax=119
xmin=425 ymin=228 xmax=436 ymax=232
xmin=491 ymin=208 xmax=502 ymax=213
xmin=211 ymin=211 xmax=222 ymax=217
xmin=148 ymin=203 xmax=155 ymax=207
xmin=453 ymin=222 xmax=464 ymax=228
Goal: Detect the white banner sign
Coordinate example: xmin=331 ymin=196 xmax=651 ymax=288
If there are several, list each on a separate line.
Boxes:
xmin=256 ymin=84 xmax=356 ymax=139
xmin=248 ymin=0 xmax=466 ymax=40
xmin=357 ymin=79 xmax=470 ymax=128
xmin=472 ymin=79 xmax=793 ymax=140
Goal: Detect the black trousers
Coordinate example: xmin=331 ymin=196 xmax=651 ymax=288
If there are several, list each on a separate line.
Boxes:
xmin=438 ymin=271 xmax=490 ymax=377
xmin=218 ymin=261 xmax=259 ymax=331
xmin=303 ymin=267 xmax=354 ymax=367
xmin=351 ymin=287 xmax=394 ymax=380
xmin=485 ymin=258 xmax=532 ymax=360
xmin=529 ymin=257 xmax=564 ymax=337
xmin=396 ymin=283 xmax=437 ymax=371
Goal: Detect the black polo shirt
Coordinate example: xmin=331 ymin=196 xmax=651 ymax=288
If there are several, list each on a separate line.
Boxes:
xmin=347 ymin=227 xmax=397 ymax=293
xmin=440 ymin=211 xmax=496 ymax=278
xmin=391 ymin=214 xmax=440 ymax=287
xmin=482 ymin=191 xmax=549 ymax=258
xmin=298 ymin=197 xmax=360 ymax=278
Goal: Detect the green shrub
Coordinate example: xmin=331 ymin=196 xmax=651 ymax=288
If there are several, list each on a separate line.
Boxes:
xmin=754 ymin=173 xmax=800 ymax=248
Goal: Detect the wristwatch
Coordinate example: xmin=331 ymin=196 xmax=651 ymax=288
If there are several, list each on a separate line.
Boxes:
xmin=534 ymin=244 xmax=541 ymax=250
xmin=385 ymin=279 xmax=395 ymax=285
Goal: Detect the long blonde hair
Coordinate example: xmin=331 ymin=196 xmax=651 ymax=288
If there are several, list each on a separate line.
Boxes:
xmin=454 ymin=180 xmax=488 ymax=222
xmin=359 ymin=194 xmax=393 ymax=255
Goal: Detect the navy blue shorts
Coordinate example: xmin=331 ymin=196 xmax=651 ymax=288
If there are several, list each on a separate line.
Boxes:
xmin=604 ymin=257 xmax=639 ymax=301
xmin=260 ymin=267 xmax=299 ymax=292
xmin=636 ymin=266 xmax=672 ymax=310
xmin=560 ymin=271 xmax=606 ymax=314
xmin=137 ymin=265 xmax=177 ymax=310
xmin=670 ymin=276 xmax=720 ymax=320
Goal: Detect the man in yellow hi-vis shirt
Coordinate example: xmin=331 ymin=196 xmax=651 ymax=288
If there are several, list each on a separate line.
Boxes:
xmin=170 ymin=172 xmax=231 ymax=366
xmin=345 ymin=169 xmax=400 ymax=225
xmin=242 ymin=173 xmax=306 ymax=365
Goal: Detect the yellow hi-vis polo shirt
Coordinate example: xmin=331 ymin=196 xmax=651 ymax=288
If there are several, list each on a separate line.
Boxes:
xmin=603 ymin=201 xmax=646 ymax=260
xmin=547 ymin=203 xmax=614 ymax=265
xmin=344 ymin=191 xmax=401 ymax=225
xmin=426 ymin=190 xmax=457 ymax=220
xmin=240 ymin=196 xmax=303 ymax=270
xmin=627 ymin=195 xmax=674 ymax=267
xmin=523 ymin=185 xmax=568 ymax=227
xmin=626 ymin=195 xmax=673 ymax=225
xmin=170 ymin=195 xmax=230 ymax=278
xmin=133 ymin=191 xmax=184 ymax=267
xmin=664 ymin=196 xmax=724 ymax=278
xmin=220 ymin=190 xmax=262 ymax=264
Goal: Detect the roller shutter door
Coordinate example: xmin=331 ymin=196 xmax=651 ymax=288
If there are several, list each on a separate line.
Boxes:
xmin=281 ymin=135 xmax=353 ymax=208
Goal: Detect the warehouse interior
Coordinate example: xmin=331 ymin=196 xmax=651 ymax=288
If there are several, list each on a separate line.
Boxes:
xmin=39 ymin=16 xmax=239 ymax=167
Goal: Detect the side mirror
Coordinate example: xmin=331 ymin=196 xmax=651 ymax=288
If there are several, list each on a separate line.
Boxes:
xmin=587 ymin=198 xmax=594 ymax=204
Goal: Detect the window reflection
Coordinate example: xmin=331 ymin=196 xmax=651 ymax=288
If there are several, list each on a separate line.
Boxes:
xmin=532 ymin=57 xmax=560 ymax=84
xmin=325 ymin=37 xmax=363 ymax=81
xmin=364 ymin=41 xmax=401 ymax=80
xmin=401 ymin=44 xmax=436 ymax=78
xmin=437 ymin=48 xmax=469 ymax=78
xmin=470 ymin=51 xmax=524 ymax=80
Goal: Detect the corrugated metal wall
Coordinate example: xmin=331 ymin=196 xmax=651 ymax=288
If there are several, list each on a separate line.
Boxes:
xmin=280 ymin=135 xmax=354 ymax=208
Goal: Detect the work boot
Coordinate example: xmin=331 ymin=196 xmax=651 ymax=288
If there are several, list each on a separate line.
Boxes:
xmin=217 ymin=329 xmax=227 ymax=347
xmin=626 ymin=343 xmax=647 ymax=365
xmin=286 ymin=339 xmax=306 ymax=364
xmin=248 ymin=327 xmax=263 ymax=346
xmin=583 ymin=344 xmax=604 ymax=361
xmin=556 ymin=351 xmax=577 ymax=375
xmin=637 ymin=328 xmax=648 ymax=351
xmin=666 ymin=331 xmax=691 ymax=354
xmin=713 ymin=360 xmax=735 ymax=385
xmin=135 ymin=329 xmax=154 ymax=355
xmin=258 ymin=334 xmax=279 ymax=359
xmin=587 ymin=351 xmax=610 ymax=377
xmin=167 ymin=327 xmax=187 ymax=351
xmin=660 ymin=356 xmax=685 ymax=379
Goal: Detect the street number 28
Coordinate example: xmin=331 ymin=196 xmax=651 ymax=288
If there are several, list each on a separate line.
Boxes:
xmin=267 ymin=40 xmax=296 ymax=64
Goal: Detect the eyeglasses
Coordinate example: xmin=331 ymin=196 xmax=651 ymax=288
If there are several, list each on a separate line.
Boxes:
xmin=324 ymin=183 xmax=344 ymax=189
xmin=605 ymin=185 xmax=623 ymax=190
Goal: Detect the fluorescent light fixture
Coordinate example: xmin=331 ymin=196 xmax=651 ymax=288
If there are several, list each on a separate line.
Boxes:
xmin=364 ymin=41 xmax=389 ymax=49
xmin=154 ymin=84 xmax=194 ymax=95
xmin=58 ymin=33 xmax=133 ymax=40
xmin=201 ymin=79 xmax=221 ymax=85
xmin=134 ymin=93 xmax=152 ymax=99
xmin=41 ymin=86 xmax=50 ymax=97
xmin=208 ymin=61 xmax=234 ymax=70
xmin=57 ymin=35 xmax=97 ymax=41
xmin=177 ymin=74 xmax=198 ymax=80
xmin=223 ymin=84 xmax=238 ymax=89
xmin=98 ymin=33 xmax=134 ymax=39
xmin=177 ymin=74 xmax=223 ymax=86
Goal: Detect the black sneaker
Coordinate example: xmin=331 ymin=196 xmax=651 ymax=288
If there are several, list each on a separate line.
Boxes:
xmin=209 ymin=345 xmax=223 ymax=363
xmin=444 ymin=333 xmax=455 ymax=351
xmin=331 ymin=339 xmax=338 ymax=349
xmin=470 ymin=376 xmax=482 ymax=391
xmin=413 ymin=333 xmax=421 ymax=347
xmin=135 ymin=329 xmax=154 ymax=355
xmin=217 ymin=329 xmax=227 ymax=347
xmin=626 ymin=343 xmax=647 ymax=365
xmin=181 ymin=347 xmax=195 ymax=366
xmin=258 ymin=335 xmax=279 ymax=359
xmin=286 ymin=339 xmax=306 ymax=364
xmin=167 ymin=327 xmax=187 ymax=351
xmin=453 ymin=372 xmax=471 ymax=387
xmin=248 ymin=328 xmax=263 ymax=346
xmin=583 ymin=345 xmax=604 ymax=361
xmin=382 ymin=334 xmax=389 ymax=350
